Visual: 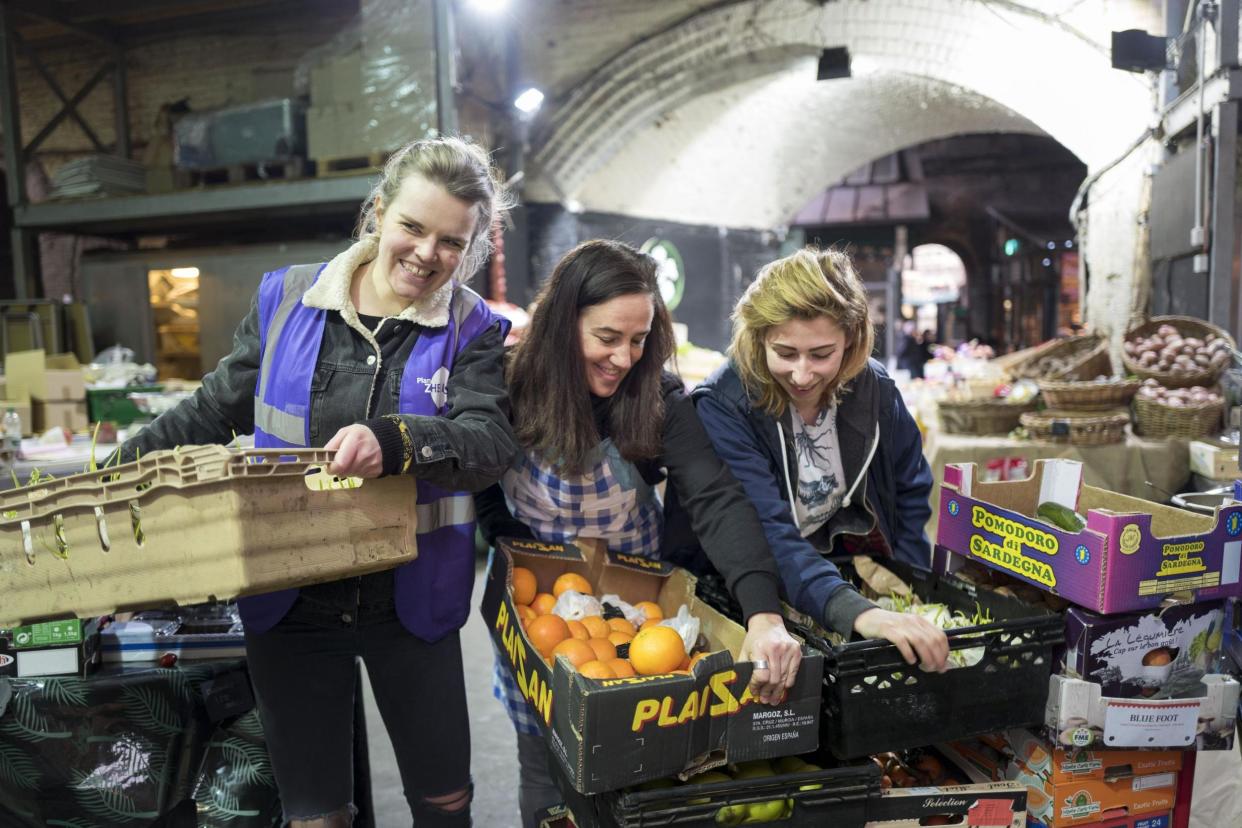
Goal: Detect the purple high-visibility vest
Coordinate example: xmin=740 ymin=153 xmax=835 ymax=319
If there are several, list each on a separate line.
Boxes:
xmin=240 ymin=263 xmax=508 ymax=641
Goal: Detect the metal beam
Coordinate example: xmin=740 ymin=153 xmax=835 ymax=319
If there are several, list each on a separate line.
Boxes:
xmin=0 ymin=3 xmax=36 ymax=300
xmin=1210 ymin=100 xmax=1240 ymax=331
xmin=432 ymin=0 xmax=457 ymax=136
xmin=112 ymin=46 xmax=128 ymax=157
xmin=1219 ymin=0 xmax=1239 ymax=72
xmin=13 ymin=175 xmax=375 ymax=235
xmin=14 ymin=33 xmax=106 ymax=152
xmin=0 ymin=2 xmax=26 ymax=206
xmin=3 ymin=0 xmax=117 ymax=48
xmin=1161 ymin=68 xmax=1242 ymax=140
xmin=9 ymin=227 xmax=37 ymax=299
xmin=21 ymin=62 xmax=111 ymax=155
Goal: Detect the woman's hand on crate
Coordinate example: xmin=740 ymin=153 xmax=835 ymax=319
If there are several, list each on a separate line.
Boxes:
xmin=853 ymin=608 xmax=949 ymax=673
xmin=325 ymin=425 xmax=384 ymax=478
xmin=740 ymin=612 xmax=802 ymax=704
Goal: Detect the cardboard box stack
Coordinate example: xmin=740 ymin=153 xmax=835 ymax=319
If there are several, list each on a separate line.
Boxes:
xmin=5 ymin=349 xmax=87 ymax=433
xmin=943 ymin=731 xmax=1181 ymax=828
xmin=306 ymin=0 xmax=436 ymax=162
xmin=306 ymin=48 xmax=363 ymax=161
xmin=933 ymin=457 xmax=1242 ymax=824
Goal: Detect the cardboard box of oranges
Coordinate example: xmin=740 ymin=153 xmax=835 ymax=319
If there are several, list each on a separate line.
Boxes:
xmin=482 ymin=536 xmax=825 ymax=795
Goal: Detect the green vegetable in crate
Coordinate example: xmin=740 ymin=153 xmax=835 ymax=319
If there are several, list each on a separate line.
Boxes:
xmin=1035 ymin=501 xmax=1086 ymax=532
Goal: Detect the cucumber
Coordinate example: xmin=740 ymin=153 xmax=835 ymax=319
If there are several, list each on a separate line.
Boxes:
xmin=1036 ymin=501 xmax=1086 ymax=532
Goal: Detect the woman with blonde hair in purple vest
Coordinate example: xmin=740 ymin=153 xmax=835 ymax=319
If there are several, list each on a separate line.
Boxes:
xmin=116 ymin=136 xmax=516 ymax=827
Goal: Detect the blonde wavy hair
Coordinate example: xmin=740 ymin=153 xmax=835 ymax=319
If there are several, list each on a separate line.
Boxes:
xmin=354 ymin=136 xmax=511 ymax=281
xmin=728 ymin=247 xmax=875 ymax=416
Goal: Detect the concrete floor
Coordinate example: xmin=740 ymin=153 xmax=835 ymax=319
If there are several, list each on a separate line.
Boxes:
xmin=360 ymin=557 xmax=520 ymax=828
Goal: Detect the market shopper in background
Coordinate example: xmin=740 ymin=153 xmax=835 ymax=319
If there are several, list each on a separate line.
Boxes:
xmin=115 ymin=137 xmax=514 ymax=827
xmin=896 ymin=319 xmax=930 ymax=379
xmin=474 ymin=239 xmax=804 ymax=828
xmin=694 ymin=247 xmax=950 ymax=675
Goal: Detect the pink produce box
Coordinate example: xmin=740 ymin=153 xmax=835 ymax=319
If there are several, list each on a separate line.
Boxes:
xmin=935 ymin=459 xmax=1242 ymax=614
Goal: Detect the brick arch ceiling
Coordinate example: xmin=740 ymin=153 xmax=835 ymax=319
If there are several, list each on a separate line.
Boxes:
xmin=525 ymin=0 xmax=1154 ymax=229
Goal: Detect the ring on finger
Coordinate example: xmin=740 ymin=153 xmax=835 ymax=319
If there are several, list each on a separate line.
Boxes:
xmin=751 ymin=659 xmax=769 ymax=671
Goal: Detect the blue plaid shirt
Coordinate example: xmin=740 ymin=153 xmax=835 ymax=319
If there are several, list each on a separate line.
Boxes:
xmin=493 ymin=442 xmax=662 ymax=735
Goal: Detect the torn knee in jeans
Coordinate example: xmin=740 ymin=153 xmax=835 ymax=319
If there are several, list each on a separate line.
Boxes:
xmin=422 ymin=784 xmax=473 ymax=814
xmin=286 ymin=805 xmax=355 ymax=828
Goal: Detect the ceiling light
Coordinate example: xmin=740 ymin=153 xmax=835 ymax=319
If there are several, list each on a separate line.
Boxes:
xmin=514 ymin=87 xmax=545 ymax=115
xmin=466 ymin=0 xmax=509 ymax=13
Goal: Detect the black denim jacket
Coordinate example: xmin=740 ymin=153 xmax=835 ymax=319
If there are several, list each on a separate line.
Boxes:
xmin=119 ymin=287 xmax=517 ymax=493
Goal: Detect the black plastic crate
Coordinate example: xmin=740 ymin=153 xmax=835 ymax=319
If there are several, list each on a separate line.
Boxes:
xmin=696 ymin=558 xmax=1065 ymax=760
xmin=575 ymin=758 xmax=878 ymax=827
xmin=799 ymin=559 xmax=1064 ymax=758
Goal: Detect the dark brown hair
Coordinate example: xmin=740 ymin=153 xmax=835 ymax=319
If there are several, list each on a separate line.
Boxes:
xmin=509 ymin=240 xmax=674 ymax=475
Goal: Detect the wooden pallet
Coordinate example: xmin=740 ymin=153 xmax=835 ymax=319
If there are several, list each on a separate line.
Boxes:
xmin=174 ymin=157 xmax=307 ymax=188
xmin=313 ymin=150 xmax=391 ymax=178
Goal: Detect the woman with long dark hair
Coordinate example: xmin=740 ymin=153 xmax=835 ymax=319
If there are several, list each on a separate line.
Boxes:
xmin=476 ymin=239 xmax=803 ymax=827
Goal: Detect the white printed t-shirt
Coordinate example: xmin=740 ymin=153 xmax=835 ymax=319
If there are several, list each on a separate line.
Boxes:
xmin=791 ymin=404 xmax=847 ymax=538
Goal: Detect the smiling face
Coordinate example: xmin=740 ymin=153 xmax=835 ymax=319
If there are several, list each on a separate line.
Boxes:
xmin=578 ymin=293 xmax=655 ymax=397
xmin=764 ymin=315 xmax=850 ymax=417
xmin=370 ymin=172 xmax=478 ymax=308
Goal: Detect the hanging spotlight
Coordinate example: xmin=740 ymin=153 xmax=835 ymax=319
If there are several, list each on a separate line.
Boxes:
xmin=816 ymin=47 xmax=851 ymax=80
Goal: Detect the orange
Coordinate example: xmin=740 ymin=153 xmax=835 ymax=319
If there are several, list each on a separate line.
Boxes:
xmin=553 ymin=572 xmax=594 ymax=597
xmin=578 ymin=660 xmax=615 ymax=679
xmin=531 ymin=593 xmax=557 ymax=616
xmin=677 ymin=654 xmax=691 ymax=670
xmin=516 ymin=605 xmax=537 ymax=627
xmin=640 ymin=619 xmax=663 ymax=630
xmin=581 ymin=616 xmax=610 ymax=639
xmin=526 ymin=614 xmax=570 ymax=657
xmin=634 ymin=601 xmax=663 ymax=622
xmin=688 ymin=651 xmax=712 ymax=670
xmin=566 ymin=620 xmax=589 ymax=641
xmin=629 ymin=626 xmax=686 ymax=676
xmin=607 ymin=618 xmax=636 ymax=636
xmin=607 ymin=631 xmax=634 ymax=648
xmin=607 ymin=658 xmax=636 ymax=677
xmin=511 ymin=567 xmax=537 ymax=606
xmin=587 ymin=638 xmax=617 ymax=662
xmin=552 ymin=638 xmax=597 ymax=669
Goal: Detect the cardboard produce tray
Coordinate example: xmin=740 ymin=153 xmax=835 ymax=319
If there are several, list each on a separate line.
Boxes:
xmin=482 ymin=537 xmax=824 ymax=795
xmin=0 ymin=445 xmax=419 ymax=626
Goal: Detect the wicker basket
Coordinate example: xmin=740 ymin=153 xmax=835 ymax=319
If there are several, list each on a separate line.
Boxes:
xmin=1133 ymin=395 xmax=1225 ymax=439
xmin=1037 ymin=378 xmax=1141 ymax=411
xmin=1019 ymin=408 xmax=1130 ymax=446
xmin=1011 ymin=334 xmax=1109 ymax=381
xmin=1122 ymin=315 xmax=1236 ymax=389
xmin=938 ymin=397 xmax=1038 ymax=435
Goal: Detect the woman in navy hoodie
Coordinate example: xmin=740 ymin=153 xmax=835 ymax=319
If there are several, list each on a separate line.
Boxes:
xmin=694 ymin=247 xmax=948 ymax=670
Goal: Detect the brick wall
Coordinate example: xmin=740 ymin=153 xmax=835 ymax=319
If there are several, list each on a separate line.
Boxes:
xmin=10 ymin=14 xmax=351 ymax=169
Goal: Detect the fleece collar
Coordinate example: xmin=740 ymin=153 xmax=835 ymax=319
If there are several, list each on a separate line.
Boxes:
xmin=301 ymin=237 xmax=454 ymax=339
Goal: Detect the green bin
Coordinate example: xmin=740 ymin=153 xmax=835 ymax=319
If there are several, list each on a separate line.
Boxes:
xmin=86 ymin=385 xmax=164 ymax=425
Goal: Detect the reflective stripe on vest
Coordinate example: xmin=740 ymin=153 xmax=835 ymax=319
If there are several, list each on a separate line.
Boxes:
xmin=255 ymin=264 xmax=325 ymax=447
xmin=416 ymin=493 xmax=476 ymax=532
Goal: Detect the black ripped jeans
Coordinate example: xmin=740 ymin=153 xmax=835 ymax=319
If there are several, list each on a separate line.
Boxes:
xmin=244 ymin=574 xmax=472 ymax=826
